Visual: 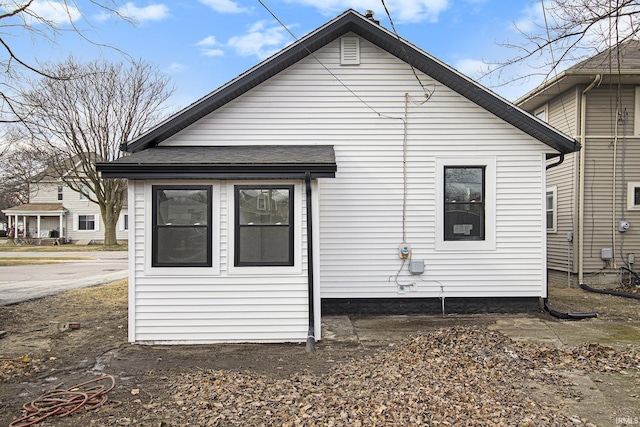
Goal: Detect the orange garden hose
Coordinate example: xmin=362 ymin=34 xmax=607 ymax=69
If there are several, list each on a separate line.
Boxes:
xmin=9 ymin=374 xmax=118 ymax=427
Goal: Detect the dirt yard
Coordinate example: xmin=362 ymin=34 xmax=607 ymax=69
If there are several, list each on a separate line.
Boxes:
xmin=0 ymin=276 xmax=639 ymax=426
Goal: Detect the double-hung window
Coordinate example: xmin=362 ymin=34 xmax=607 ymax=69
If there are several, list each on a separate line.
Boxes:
xmin=444 ymin=166 xmax=485 ymax=241
xmin=152 ymin=186 xmax=212 ymax=267
xmin=546 ymin=187 xmax=557 ymax=232
xmin=78 ymin=215 xmax=95 ymax=231
xmin=235 ymin=186 xmax=293 ymax=266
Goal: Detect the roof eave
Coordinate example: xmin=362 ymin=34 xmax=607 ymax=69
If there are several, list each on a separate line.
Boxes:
xmin=96 ymin=162 xmax=337 ymax=180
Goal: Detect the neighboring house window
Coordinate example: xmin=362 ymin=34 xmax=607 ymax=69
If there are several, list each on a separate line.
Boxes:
xmin=546 ymin=186 xmax=557 ymax=232
xmin=627 ymin=182 xmax=640 ymax=211
xmin=444 ymin=166 xmax=485 ymax=241
xmin=57 ymin=186 xmax=63 ymax=201
xmin=78 ymin=215 xmax=96 ymax=230
xmin=119 ymin=214 xmax=129 ymax=231
xmin=534 ymin=105 xmax=548 ymax=122
xmin=235 ymin=185 xmax=293 ymax=266
xmin=79 ymin=184 xmax=94 ymax=200
xmin=152 ymin=186 xmax=212 ymax=268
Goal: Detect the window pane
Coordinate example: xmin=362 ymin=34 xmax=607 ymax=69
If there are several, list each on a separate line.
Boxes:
xmin=238 ymin=188 xmax=290 ymax=225
xmin=445 ymin=168 xmax=483 ymax=202
xmin=238 ymin=227 xmax=290 ymax=264
xmin=79 ymin=215 xmax=94 ymax=230
xmin=444 ymin=167 xmax=485 ymax=241
xmin=635 ymin=187 xmax=640 ymax=206
xmin=235 ymin=186 xmax=293 ymax=266
xmin=546 ymin=193 xmax=554 ymax=210
xmin=157 ymin=189 xmax=209 ymax=226
xmin=156 ymin=226 xmax=208 ymax=264
xmin=547 ymin=212 xmax=554 ymax=229
xmin=152 ymin=186 xmax=211 ymax=268
xmin=444 ymin=203 xmax=484 ymax=240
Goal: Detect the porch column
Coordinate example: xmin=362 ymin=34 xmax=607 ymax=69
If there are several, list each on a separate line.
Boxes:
xmin=59 ymin=214 xmax=64 ymax=240
xmin=37 ymin=215 xmax=41 ymax=238
xmin=23 ymin=215 xmax=27 ymax=237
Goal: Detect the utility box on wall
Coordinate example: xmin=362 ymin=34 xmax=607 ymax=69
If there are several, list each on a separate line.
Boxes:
xmin=409 ymin=259 xmax=425 ymax=275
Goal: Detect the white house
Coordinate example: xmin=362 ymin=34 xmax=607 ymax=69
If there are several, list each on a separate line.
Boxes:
xmin=3 ymin=159 xmax=128 ymax=243
xmin=97 ymin=10 xmax=580 ymax=345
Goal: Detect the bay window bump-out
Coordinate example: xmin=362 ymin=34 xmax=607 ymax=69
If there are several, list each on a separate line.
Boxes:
xmin=152 ymin=185 xmax=212 ymax=268
xmin=235 ymin=185 xmax=294 ymax=267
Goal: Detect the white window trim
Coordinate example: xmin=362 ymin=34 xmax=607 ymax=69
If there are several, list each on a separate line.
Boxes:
xmin=227 ymin=181 xmax=303 ymax=276
xmin=546 ymin=186 xmax=558 ymax=233
xmin=435 ymin=157 xmax=496 ymax=251
xmin=143 ymin=181 xmax=220 ymax=276
xmin=534 ymin=104 xmax=548 ymax=123
xmin=119 ymin=213 xmax=128 ymax=231
xmin=627 ymin=181 xmax=640 ymax=211
xmin=635 ymin=87 xmax=640 ymax=135
xmin=73 ymin=213 xmax=99 ymax=231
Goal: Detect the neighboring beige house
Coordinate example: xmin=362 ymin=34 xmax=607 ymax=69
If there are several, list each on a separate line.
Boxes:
xmin=517 ymin=40 xmax=640 ymax=285
xmin=3 ymin=159 xmax=128 ymax=244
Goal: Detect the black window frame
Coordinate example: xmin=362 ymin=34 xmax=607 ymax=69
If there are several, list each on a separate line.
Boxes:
xmin=234 ymin=185 xmax=294 ymax=267
xmin=444 ymin=166 xmax=485 ymax=241
xmin=57 ymin=186 xmax=63 ymax=201
xmin=78 ymin=214 xmax=95 ymax=231
xmin=152 ymin=185 xmax=212 ymax=268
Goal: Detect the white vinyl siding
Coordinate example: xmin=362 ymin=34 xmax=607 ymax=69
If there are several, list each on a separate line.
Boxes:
xmin=163 ymin=35 xmax=550 ymax=294
xmin=129 ymin=180 xmax=309 ymax=343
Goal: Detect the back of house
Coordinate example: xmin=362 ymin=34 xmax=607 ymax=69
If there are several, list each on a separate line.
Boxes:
xmin=98 ymin=9 xmax=579 ymax=344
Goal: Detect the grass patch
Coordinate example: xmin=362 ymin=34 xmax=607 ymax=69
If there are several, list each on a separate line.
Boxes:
xmin=0 ymin=257 xmax=92 ymax=266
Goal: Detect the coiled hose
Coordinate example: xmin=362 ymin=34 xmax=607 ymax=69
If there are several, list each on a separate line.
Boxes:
xmin=9 ymin=374 xmax=119 ymax=427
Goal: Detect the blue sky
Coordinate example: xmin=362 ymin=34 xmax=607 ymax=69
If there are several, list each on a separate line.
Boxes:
xmin=10 ymin=0 xmax=551 ymax=111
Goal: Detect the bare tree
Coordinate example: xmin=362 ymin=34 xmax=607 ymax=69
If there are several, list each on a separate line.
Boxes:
xmin=487 ymin=0 xmax=640 ymax=86
xmin=0 ymin=0 xmax=128 ymax=123
xmin=12 ymin=57 xmax=173 ymax=246
xmin=0 ymin=144 xmax=48 ymax=226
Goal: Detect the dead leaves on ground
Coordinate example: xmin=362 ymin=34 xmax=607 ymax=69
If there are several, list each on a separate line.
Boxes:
xmin=156 ymin=327 xmax=640 ymax=426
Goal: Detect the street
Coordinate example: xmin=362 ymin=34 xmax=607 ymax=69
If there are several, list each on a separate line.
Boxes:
xmin=0 ymin=251 xmax=127 ymax=306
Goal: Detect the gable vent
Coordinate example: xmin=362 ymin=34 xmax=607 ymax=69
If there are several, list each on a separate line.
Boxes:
xmin=341 ymin=36 xmax=360 ymax=65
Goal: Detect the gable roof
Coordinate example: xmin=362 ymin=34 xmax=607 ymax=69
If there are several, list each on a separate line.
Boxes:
xmin=122 ymin=9 xmax=578 ymax=156
xmin=517 ymin=39 xmax=640 ymax=111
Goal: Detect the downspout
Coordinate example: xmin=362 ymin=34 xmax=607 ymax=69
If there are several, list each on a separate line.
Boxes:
xmin=578 ymin=74 xmax=602 ymax=284
xmin=546 ymin=154 xmax=597 ymax=320
xmin=305 ymin=172 xmax=315 ymax=353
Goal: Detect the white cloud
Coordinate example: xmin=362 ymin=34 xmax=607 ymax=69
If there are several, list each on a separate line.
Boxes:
xmin=512 ymin=3 xmax=544 ymax=34
xmin=282 ymin=0 xmax=449 ymax=24
xmin=167 ymin=63 xmax=187 ymax=73
xmin=29 ymin=0 xmax=81 ymax=25
xmin=118 ymin=3 xmax=169 ymax=23
xmin=196 ymin=35 xmax=225 ymax=57
xmin=198 ymin=0 xmax=249 ymax=14
xmin=227 ymin=21 xmax=290 ymax=59
xmin=196 ymin=36 xmax=220 ymax=47
xmin=454 ymin=58 xmax=489 ymax=79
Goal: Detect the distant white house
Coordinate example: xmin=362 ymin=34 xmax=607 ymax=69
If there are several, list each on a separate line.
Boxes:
xmin=97 ymin=10 xmax=579 ymax=345
xmin=3 ymin=159 xmax=128 ymax=244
